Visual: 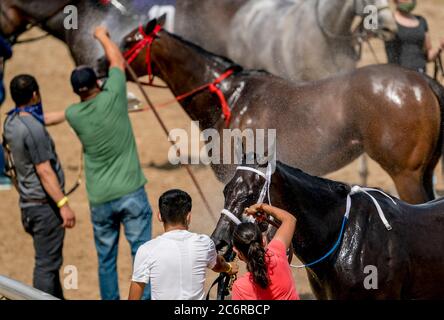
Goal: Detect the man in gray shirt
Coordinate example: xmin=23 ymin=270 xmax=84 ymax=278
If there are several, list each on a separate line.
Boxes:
xmin=3 ymin=75 xmax=76 ymax=298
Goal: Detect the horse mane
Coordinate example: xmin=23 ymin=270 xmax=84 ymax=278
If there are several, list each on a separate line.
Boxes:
xmin=167 ymin=32 xmax=244 ymax=72
xmin=276 ymin=161 xmax=351 ymax=198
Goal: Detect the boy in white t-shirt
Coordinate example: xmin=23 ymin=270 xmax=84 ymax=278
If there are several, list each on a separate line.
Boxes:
xmin=128 ymin=189 xmax=238 ymax=300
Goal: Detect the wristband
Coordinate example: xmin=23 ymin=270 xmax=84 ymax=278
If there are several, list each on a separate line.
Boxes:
xmin=226 ymin=263 xmax=232 ymax=274
xmin=57 ymin=196 xmax=69 ymax=208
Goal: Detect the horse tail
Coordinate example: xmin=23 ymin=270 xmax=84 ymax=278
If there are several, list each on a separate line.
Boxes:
xmin=422 ymin=74 xmax=444 ymax=178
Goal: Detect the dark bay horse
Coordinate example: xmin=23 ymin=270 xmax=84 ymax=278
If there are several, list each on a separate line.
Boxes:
xmin=120 ymin=20 xmax=444 ymax=204
xmin=211 ymin=160 xmax=444 ymax=299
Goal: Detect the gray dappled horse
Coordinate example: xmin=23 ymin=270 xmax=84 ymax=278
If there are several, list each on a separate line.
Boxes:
xmin=227 ymin=0 xmax=397 ymax=82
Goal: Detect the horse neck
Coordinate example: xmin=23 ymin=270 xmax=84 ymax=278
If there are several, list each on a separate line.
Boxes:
xmin=152 ymin=31 xmax=236 ymax=129
xmin=2 ymin=0 xmax=75 ymax=40
xmin=270 ymin=163 xmax=349 ymax=263
xmin=318 ymin=0 xmax=356 ymax=38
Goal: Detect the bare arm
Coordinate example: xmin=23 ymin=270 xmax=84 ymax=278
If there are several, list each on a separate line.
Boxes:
xmin=212 ymin=255 xmax=238 ymax=275
xmin=35 ymin=161 xmax=75 ymax=228
xmin=128 ymin=281 xmax=145 ymax=300
xmin=44 ymin=112 xmax=66 ymax=126
xmin=246 ymin=203 xmax=296 ymax=250
xmin=425 ymin=33 xmax=444 ymax=62
xmin=94 ymin=26 xmax=125 ymax=71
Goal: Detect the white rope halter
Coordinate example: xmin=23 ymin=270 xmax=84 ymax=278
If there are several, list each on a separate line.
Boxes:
xmin=221 ymin=163 xmax=273 ymax=225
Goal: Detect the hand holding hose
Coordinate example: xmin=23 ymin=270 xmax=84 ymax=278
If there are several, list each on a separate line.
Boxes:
xmin=244 ymin=203 xmax=268 ymax=222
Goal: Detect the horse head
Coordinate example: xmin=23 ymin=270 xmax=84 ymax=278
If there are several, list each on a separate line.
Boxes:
xmin=211 ymin=153 xmax=275 ymax=255
xmin=104 ymin=17 xmax=167 ymax=79
xmin=354 ymin=0 xmax=397 ymax=41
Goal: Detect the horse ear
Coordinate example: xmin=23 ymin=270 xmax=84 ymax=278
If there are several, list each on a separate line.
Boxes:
xmin=145 ymin=19 xmax=158 ymax=35
xmin=157 ymin=13 xmax=167 ymax=27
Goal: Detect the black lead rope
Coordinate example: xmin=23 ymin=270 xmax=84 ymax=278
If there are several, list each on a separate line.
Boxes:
xmin=205 ymin=273 xmax=226 ymax=301
xmin=434 ymin=52 xmax=444 ymax=82
xmin=206 ymin=248 xmax=236 ymax=300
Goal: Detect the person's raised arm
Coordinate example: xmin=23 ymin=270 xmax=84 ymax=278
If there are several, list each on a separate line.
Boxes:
xmin=35 ymin=161 xmax=76 ymax=228
xmin=245 ymin=203 xmax=296 ymax=250
xmin=94 ymin=26 xmax=125 ymax=71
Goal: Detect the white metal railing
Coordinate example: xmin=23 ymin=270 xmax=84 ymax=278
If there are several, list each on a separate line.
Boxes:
xmin=0 ymin=275 xmax=59 ymax=300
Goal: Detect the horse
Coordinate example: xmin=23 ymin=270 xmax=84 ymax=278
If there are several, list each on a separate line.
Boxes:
xmin=0 ymin=0 xmax=396 ymax=82
xmin=226 ymin=0 xmax=397 ymax=82
xmin=176 ymin=0 xmax=397 ymax=81
xmin=211 ymin=159 xmax=444 ymax=299
xmin=118 ymin=19 xmax=444 ymax=204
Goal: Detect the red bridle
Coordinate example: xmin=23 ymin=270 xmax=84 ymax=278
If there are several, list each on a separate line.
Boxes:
xmin=124 ymin=24 xmax=162 ymax=85
xmin=123 ymin=24 xmax=234 ymax=127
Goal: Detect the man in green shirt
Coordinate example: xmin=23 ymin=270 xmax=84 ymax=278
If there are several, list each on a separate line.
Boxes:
xmin=65 ymin=26 xmax=152 ymax=300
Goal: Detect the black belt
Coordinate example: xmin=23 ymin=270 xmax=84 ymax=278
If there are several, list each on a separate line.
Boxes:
xmin=21 ymin=198 xmax=49 ymax=204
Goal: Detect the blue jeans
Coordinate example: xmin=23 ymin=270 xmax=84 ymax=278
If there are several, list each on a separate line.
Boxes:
xmin=90 ymin=187 xmax=152 ymax=300
xmin=0 ymin=73 xmax=5 ymax=106
xmin=0 ymin=145 xmax=6 ymax=177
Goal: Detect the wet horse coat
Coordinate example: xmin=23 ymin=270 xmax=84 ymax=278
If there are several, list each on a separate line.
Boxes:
xmin=122 ymin=21 xmax=444 ymax=204
xmin=211 ymin=161 xmax=444 ymax=299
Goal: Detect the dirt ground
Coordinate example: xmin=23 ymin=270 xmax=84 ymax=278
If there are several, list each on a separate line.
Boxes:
xmin=1 ymin=1 xmax=443 ymax=300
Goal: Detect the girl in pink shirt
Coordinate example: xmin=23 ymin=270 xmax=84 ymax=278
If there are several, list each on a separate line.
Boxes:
xmin=232 ymin=204 xmax=300 ymax=300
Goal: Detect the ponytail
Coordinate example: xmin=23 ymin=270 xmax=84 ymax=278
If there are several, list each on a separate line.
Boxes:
xmin=247 ymin=241 xmax=269 ymax=289
xmin=233 ymin=223 xmax=269 ymax=289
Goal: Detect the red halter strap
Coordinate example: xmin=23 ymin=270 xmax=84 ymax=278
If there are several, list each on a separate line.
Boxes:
xmin=208 ymin=70 xmax=234 ymax=127
xmin=124 ymin=24 xmax=162 ymax=84
xmin=173 ymin=69 xmax=234 ymax=127
xmin=123 ymin=25 xmax=234 ymax=126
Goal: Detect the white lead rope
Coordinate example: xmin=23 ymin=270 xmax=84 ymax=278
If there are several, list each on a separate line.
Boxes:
xmin=351 ymin=186 xmax=395 ymax=231
xmin=289 ymin=186 xmax=395 ymax=268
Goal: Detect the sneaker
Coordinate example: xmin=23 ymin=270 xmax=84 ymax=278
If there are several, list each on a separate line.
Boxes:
xmin=127 ymin=92 xmax=143 ymax=112
xmin=0 ymin=176 xmax=12 ymax=191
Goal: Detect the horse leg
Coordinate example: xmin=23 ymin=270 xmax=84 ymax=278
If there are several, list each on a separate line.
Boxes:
xmin=391 ymin=171 xmax=429 ymax=204
xmin=358 ymin=154 xmax=368 ymax=186
xmin=422 ymin=148 xmax=441 ymax=200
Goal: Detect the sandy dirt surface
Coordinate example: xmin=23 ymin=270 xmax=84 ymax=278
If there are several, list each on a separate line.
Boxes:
xmin=0 ymin=1 xmax=443 ymax=300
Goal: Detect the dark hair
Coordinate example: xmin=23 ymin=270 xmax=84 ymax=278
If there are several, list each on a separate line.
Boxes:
xmin=159 ymin=189 xmax=192 ymax=225
xmin=10 ymin=75 xmax=40 ymax=106
xmin=233 ymin=223 xmax=269 ymax=289
xmin=70 ymin=66 xmax=98 ymax=95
